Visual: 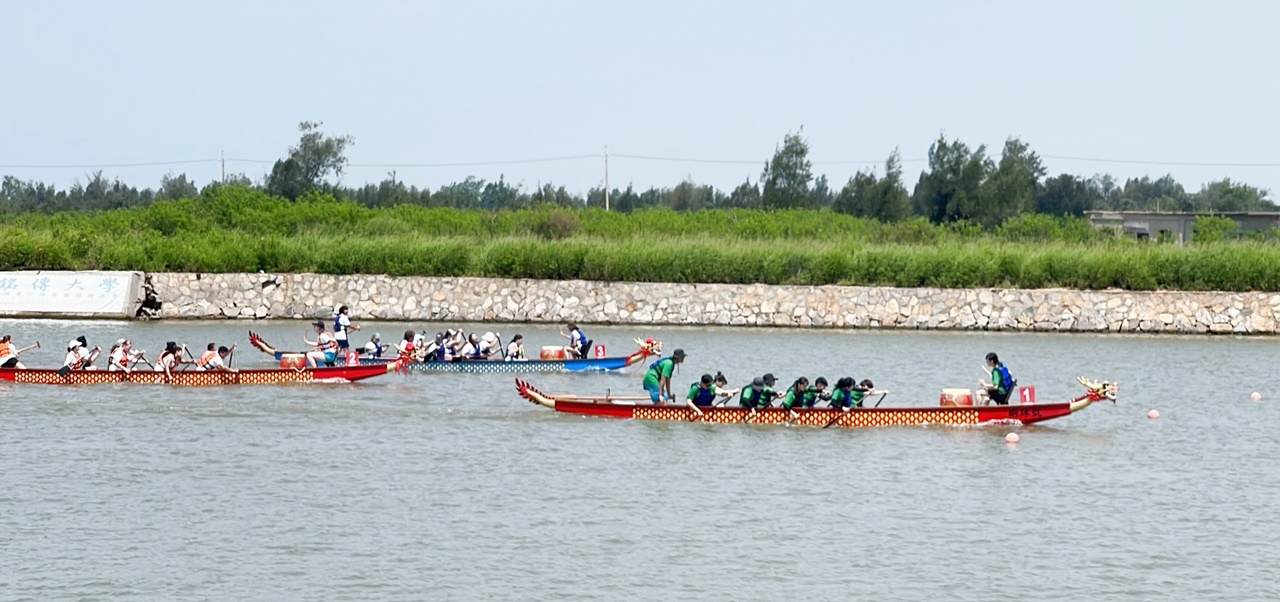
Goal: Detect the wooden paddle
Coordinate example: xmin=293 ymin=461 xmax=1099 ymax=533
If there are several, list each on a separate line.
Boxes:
xmin=14 ymin=342 xmax=40 ymax=355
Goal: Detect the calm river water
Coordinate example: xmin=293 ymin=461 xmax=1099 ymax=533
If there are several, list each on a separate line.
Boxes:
xmin=3 ymin=319 xmax=1279 ymax=601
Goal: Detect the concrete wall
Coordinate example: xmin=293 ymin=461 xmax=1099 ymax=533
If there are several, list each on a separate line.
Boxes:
xmin=145 ymin=272 xmax=1280 ymax=334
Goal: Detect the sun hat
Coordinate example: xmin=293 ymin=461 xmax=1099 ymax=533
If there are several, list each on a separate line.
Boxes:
xmin=751 ymin=377 xmax=765 ymax=390
xmin=672 ymin=349 xmax=687 ymax=360
xmin=762 ymin=373 xmax=776 ymax=385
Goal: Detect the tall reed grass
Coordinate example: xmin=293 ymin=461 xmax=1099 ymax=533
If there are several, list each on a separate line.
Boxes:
xmin=4 ymin=186 xmax=1280 ymax=290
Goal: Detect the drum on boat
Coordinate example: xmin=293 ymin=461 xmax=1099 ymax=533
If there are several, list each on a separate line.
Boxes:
xmin=540 ymin=346 xmax=566 ymax=360
xmin=939 ymin=388 xmax=974 ymax=406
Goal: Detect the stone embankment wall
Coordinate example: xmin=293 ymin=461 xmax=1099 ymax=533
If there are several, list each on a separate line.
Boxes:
xmin=146 ymin=272 xmax=1280 ymax=334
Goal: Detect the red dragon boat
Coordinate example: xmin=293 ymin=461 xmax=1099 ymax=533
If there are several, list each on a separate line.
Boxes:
xmin=0 ymin=363 xmax=399 ymax=387
xmin=514 ymin=377 xmax=1118 ymax=428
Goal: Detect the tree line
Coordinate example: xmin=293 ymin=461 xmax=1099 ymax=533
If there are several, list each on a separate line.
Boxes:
xmin=2 ymin=122 xmax=1274 ymax=222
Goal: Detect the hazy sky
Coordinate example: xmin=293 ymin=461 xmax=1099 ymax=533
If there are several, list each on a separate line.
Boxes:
xmin=4 ymin=0 xmax=1279 ymax=197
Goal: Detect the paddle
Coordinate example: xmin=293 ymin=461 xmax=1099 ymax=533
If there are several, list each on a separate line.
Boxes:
xmin=180 ymin=345 xmax=194 ymax=371
xmin=14 ymin=342 xmax=40 ymax=355
xmin=227 ymin=343 xmax=237 ymax=370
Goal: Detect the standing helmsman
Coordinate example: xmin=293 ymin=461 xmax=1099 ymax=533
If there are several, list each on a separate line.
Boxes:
xmin=642 ymin=348 xmax=686 ymax=404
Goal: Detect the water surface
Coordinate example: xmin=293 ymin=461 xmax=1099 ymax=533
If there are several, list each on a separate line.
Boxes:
xmin=3 ymin=320 xmax=1278 ymax=600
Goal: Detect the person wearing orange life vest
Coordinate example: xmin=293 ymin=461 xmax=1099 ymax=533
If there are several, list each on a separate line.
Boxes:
xmin=152 ymin=342 xmax=190 ymax=381
xmin=194 ymin=342 xmax=238 ymax=372
xmin=62 ymin=337 xmax=101 ymax=371
xmin=303 ymin=321 xmax=339 ymax=367
xmin=0 ymin=334 xmax=33 ymax=369
xmin=107 ymin=339 xmax=144 ymax=373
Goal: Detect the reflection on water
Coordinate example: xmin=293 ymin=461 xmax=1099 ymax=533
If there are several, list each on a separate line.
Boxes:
xmin=3 ymin=319 xmax=1279 ymax=600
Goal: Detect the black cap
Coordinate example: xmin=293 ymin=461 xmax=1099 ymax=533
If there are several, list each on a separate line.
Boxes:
xmin=312 ymin=321 xmax=326 ymax=328
xmin=762 ymin=373 xmax=776 ymax=385
xmin=672 ymin=349 xmax=687 ymax=360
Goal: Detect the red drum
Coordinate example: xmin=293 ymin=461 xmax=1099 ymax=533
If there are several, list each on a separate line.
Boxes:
xmin=939 ymin=388 xmax=974 ymax=406
xmin=279 ymin=355 xmax=306 ymax=369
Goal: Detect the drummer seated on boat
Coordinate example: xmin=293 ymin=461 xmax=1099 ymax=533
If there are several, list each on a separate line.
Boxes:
xmin=560 ymin=322 xmax=588 ymax=358
xmin=505 ymin=334 xmax=527 ymax=362
xmin=978 ymin=352 xmax=1016 ymax=406
xmin=304 ymin=321 xmax=339 ymax=367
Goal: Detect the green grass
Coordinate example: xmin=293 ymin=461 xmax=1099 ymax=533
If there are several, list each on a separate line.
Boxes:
xmin=4 ymin=185 xmax=1280 ymax=291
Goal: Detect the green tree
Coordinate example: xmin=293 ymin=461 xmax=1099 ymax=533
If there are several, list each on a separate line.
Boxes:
xmin=1192 ymin=179 xmax=1276 ymax=212
xmin=158 ymin=172 xmax=198 ymax=200
xmin=482 ymin=176 xmax=524 ymax=210
xmin=977 ymin=137 xmax=1045 ymax=226
xmin=1036 ymin=174 xmax=1098 ymax=216
xmin=266 ymin=121 xmax=355 ymax=200
xmin=912 ymin=135 xmax=992 ymax=223
xmin=725 ymin=178 xmax=761 ymax=209
xmin=761 ymin=130 xmax=814 ymax=210
xmin=832 ymin=149 xmax=911 ymax=221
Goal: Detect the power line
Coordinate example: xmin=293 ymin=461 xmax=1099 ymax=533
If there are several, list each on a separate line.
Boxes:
xmin=343 ymin=154 xmax=601 ymax=168
xmin=0 ymin=158 xmax=216 ymax=169
xmin=1041 ymin=154 xmax=1280 ymax=168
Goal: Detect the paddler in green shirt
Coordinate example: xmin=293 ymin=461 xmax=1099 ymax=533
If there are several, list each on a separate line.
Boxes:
xmin=643 ymin=348 xmax=686 ymax=404
xmin=780 ymin=376 xmax=811 ymax=412
xmin=739 ymin=373 xmax=778 ymax=411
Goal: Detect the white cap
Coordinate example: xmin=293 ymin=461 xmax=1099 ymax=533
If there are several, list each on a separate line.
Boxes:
xmin=116 ymin=338 xmax=126 ymax=346
xmin=69 ymin=340 xmax=82 ymax=349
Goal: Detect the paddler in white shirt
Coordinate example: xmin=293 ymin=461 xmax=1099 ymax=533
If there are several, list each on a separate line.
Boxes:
xmin=505 ymin=334 xmax=527 ymax=362
xmin=107 ymin=339 xmax=145 ymax=372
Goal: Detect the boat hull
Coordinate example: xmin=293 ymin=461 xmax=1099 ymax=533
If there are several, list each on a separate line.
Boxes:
xmin=0 ymin=364 xmax=395 ymax=386
xmin=515 ymin=379 xmax=1105 ymax=428
xmin=358 ymin=355 xmax=637 ymax=373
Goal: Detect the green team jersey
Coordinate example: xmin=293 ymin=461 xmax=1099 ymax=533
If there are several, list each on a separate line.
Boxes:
xmin=832 ymin=388 xmax=863 ymax=408
xmin=802 ymin=387 xmax=824 ymax=407
xmin=991 ymin=367 xmax=1006 ymax=393
xmin=686 ymin=383 xmax=718 ymax=402
xmin=642 ymin=358 xmax=675 ymax=389
xmin=781 ymin=387 xmax=808 ymax=410
xmin=739 ymin=386 xmax=775 ymax=408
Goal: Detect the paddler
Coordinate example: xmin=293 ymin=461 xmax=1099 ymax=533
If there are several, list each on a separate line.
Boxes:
xmin=303 ymin=321 xmax=339 ymax=367
xmin=686 ymin=373 xmax=718 ymax=413
xmin=560 ymin=322 xmax=588 ymax=358
xmin=780 ymin=376 xmax=812 ymax=412
xmin=805 ymin=377 xmax=830 ymax=407
xmin=739 ymin=377 xmax=770 ymax=410
xmin=153 ymin=341 xmax=188 ymax=380
xmin=978 ymin=352 xmax=1015 ymax=405
xmin=203 ymin=345 xmax=238 ymax=373
xmin=0 ymin=334 xmax=35 ymax=369
xmin=505 ymin=334 xmax=527 ymax=362
xmin=107 ymin=339 xmax=144 ymax=373
xmin=363 ymin=333 xmax=385 ymax=358
xmin=396 ymin=330 xmax=417 ymax=361
xmin=64 ymin=336 xmax=100 ymax=371
xmin=642 ymin=348 xmax=686 ymax=404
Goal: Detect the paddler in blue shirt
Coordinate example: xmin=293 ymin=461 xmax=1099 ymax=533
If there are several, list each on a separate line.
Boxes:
xmin=642 ymin=348 xmax=686 ymax=404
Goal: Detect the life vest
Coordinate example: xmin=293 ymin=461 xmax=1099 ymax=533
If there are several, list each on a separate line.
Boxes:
xmin=647 ymin=358 xmax=673 ymax=379
xmin=0 ymin=342 xmax=15 ymax=361
xmin=739 ymin=387 xmax=760 ymax=409
xmin=689 ymin=383 xmax=716 ymax=406
xmin=571 ymin=328 xmax=587 ymax=350
xmin=65 ymin=351 xmax=85 ymax=370
xmin=318 ymin=332 xmax=337 ymax=350
xmin=154 ymin=351 xmax=176 ymax=372
xmin=198 ymin=351 xmax=217 ymax=369
xmin=996 ymin=365 xmax=1015 ymax=392
xmin=333 ymin=314 xmax=344 ymax=334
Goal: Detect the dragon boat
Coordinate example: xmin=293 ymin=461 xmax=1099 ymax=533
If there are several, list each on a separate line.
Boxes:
xmin=514 ymin=377 xmax=1118 ymax=429
xmin=250 ymin=331 xmax=662 ymax=374
xmin=0 ymin=363 xmax=398 ymax=387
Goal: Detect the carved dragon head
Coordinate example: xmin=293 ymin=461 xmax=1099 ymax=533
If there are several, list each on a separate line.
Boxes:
xmin=634 ymin=338 xmax=663 ymax=356
xmin=1077 ymin=376 xmax=1119 ymax=403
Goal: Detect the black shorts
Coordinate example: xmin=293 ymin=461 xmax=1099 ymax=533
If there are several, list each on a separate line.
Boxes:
xmin=1 ymin=357 xmax=17 ymax=368
xmin=990 ymin=389 xmax=1011 ymax=405
xmin=337 ymin=339 xmax=350 ymax=349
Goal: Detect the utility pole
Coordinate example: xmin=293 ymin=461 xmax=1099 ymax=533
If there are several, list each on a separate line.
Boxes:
xmin=604 ymin=146 xmax=610 ymax=211
xmin=220 ymin=150 xmax=226 ymax=183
